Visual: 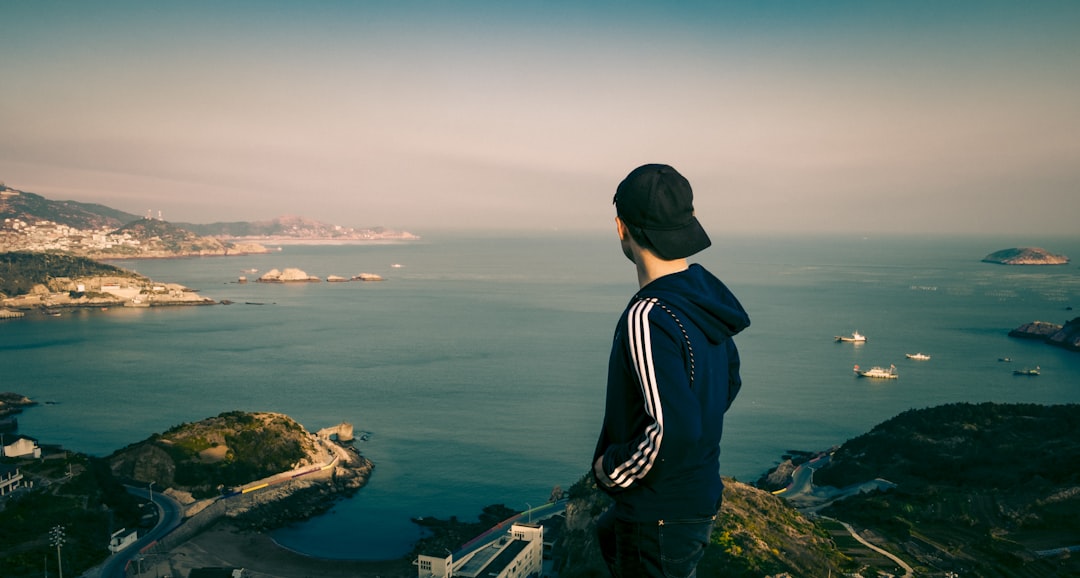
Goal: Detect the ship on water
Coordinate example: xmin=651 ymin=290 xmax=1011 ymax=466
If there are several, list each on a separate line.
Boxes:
xmin=854 ymin=364 xmax=898 ymax=379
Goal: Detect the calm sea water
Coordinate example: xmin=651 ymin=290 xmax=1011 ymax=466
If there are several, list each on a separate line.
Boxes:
xmin=4 ymin=233 xmax=1080 ymax=559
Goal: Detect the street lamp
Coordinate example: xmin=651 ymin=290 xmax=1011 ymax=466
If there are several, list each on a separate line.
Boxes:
xmin=49 ymin=525 xmax=65 ymax=578
xmin=525 ymin=503 xmax=532 ymax=524
xmin=148 ymin=481 xmax=155 ymax=505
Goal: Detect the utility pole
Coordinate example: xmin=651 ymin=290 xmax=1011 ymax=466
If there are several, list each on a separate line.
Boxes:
xmin=49 ymin=525 xmax=64 ymax=578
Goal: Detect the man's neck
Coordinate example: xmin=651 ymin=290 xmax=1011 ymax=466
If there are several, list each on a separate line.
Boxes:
xmin=634 ymin=247 xmax=689 ymax=289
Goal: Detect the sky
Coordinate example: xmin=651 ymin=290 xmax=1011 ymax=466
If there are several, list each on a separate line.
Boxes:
xmin=2 ymin=1 xmax=1078 ymax=236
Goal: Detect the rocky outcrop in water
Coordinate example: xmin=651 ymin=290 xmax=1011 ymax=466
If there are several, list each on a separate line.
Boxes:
xmin=1009 ymin=317 xmax=1080 ymax=352
xmin=982 ymin=247 xmax=1069 ymax=265
xmin=256 ymin=268 xmax=320 ymax=283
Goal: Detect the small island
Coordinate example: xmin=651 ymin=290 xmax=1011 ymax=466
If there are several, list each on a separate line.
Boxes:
xmin=982 ymin=247 xmax=1070 ymax=265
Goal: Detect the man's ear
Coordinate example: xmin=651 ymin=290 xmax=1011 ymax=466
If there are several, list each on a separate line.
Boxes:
xmin=615 ymin=216 xmax=629 ymax=241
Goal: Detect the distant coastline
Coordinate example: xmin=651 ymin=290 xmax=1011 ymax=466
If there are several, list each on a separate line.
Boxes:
xmin=242 ymin=238 xmax=419 ymax=246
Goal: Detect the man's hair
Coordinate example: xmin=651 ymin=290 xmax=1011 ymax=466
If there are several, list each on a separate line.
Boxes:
xmin=623 ymin=221 xmax=654 ymax=252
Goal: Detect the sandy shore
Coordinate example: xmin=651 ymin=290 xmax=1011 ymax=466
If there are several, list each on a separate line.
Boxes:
xmin=162 ymin=522 xmax=415 ymax=578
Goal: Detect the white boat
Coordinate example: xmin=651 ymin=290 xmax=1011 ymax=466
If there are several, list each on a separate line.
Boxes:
xmin=835 ymin=331 xmax=867 ymax=343
xmin=854 ymin=364 xmax=898 ymax=379
xmin=905 ymin=353 xmax=931 ymax=361
xmin=1013 ymin=366 xmax=1040 ymax=376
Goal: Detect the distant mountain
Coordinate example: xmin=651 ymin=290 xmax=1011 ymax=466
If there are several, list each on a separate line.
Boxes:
xmin=112 ymin=218 xmax=232 ymax=255
xmin=1 ymin=183 xmax=416 ymax=242
xmin=0 ymin=184 xmax=139 ymax=229
xmin=175 ymin=215 xmax=415 ymax=240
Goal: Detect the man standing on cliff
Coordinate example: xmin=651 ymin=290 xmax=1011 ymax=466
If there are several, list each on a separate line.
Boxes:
xmin=592 ymin=163 xmax=750 ymax=577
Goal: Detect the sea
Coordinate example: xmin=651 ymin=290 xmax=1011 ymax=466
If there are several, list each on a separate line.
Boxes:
xmin=4 ymin=233 xmax=1080 ymax=560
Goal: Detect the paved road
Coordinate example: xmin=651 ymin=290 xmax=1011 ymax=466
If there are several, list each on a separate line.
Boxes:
xmin=824 ymin=516 xmax=914 ymax=578
xmin=82 ymin=485 xmax=184 ymax=578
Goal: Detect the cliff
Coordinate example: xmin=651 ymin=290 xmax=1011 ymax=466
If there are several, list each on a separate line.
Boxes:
xmin=982 ymin=246 xmax=1070 ymax=265
xmin=1009 ymin=316 xmax=1080 ymax=351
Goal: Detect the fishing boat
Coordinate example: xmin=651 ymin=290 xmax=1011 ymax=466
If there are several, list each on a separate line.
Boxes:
xmin=905 ymin=353 xmax=931 ymax=361
xmin=1013 ymin=366 xmax=1040 ymax=376
xmin=854 ymin=364 xmax=898 ymax=379
xmin=835 ymin=331 xmax=867 ymax=343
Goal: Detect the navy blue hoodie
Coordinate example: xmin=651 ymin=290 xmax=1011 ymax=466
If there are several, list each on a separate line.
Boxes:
xmin=593 ymin=263 xmax=750 ymax=522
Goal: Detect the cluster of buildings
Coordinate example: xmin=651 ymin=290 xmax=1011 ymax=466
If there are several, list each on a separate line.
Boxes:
xmin=1 ymin=216 xmax=143 ymax=253
xmin=0 ymin=435 xmax=40 ymax=496
xmin=416 ymin=520 xmax=558 ymax=578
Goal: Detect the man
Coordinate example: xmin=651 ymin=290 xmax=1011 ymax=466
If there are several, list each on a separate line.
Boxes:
xmin=593 ymin=163 xmax=750 ymax=577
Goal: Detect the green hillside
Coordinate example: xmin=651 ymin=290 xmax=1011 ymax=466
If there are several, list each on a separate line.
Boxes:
xmin=0 ymin=251 xmax=142 ymax=297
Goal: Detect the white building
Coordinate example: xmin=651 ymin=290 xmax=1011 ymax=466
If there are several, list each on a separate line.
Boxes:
xmin=417 ymin=523 xmax=543 ymax=578
xmin=1 ymin=436 xmax=41 ymax=458
xmin=108 ymin=528 xmax=139 ymax=553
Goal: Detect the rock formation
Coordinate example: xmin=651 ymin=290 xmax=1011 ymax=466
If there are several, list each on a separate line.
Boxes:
xmin=351 ymin=273 xmax=384 ymax=281
xmin=256 ymin=268 xmax=320 ymax=283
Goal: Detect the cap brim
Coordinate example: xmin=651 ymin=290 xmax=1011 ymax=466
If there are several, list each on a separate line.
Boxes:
xmin=641 ymin=217 xmax=712 ymax=260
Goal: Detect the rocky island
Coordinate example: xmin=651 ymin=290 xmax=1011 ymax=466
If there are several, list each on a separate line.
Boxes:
xmin=982 ymin=246 xmax=1070 ymax=265
xmin=1009 ymin=316 xmax=1080 ymax=352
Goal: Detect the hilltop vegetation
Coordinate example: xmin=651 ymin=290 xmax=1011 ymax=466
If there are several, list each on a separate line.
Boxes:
xmin=0 ymin=251 xmax=142 ymax=297
xmin=108 ymin=411 xmax=314 ymax=498
xmin=817 ymin=402 xmax=1080 ymax=577
xmin=554 ymin=403 xmax=1080 ymax=577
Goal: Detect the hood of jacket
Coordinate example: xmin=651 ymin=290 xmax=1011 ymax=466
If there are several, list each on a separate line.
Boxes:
xmin=636 ymin=263 xmax=750 ymax=345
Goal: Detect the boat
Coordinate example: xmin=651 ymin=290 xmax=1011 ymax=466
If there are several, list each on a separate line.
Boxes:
xmin=998 ymin=357 xmax=1012 ymax=362
xmin=854 ymin=364 xmax=898 ymax=379
xmin=905 ymin=353 xmax=931 ymax=361
xmin=1013 ymin=366 xmax=1040 ymax=376
xmin=835 ymin=331 xmax=867 ymax=343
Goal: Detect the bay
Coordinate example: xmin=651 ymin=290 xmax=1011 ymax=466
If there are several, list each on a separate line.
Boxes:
xmin=4 ymin=233 xmax=1079 ymax=560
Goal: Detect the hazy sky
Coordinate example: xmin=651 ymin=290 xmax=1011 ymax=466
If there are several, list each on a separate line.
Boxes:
xmin=2 ymin=1 xmax=1078 ymax=235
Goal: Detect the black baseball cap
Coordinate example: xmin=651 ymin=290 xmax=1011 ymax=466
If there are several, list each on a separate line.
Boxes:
xmin=613 ymin=163 xmax=712 ymax=260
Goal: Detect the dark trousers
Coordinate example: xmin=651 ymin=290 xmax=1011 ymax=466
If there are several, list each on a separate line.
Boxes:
xmin=597 ymin=507 xmax=715 ymax=578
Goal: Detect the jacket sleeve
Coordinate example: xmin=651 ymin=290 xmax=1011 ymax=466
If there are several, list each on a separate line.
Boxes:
xmin=595 ymin=299 xmax=703 ymax=492
xmin=726 ymin=339 xmax=742 ymax=410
